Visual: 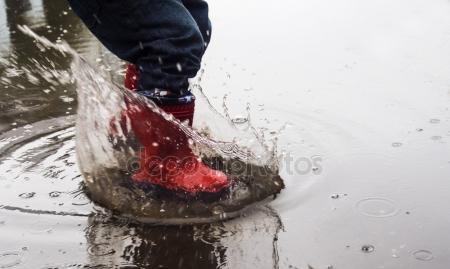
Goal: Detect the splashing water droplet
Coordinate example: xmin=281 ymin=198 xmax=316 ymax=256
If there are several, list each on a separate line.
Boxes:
xmin=87 ymin=243 xmax=116 ymax=257
xmin=392 ymin=142 xmax=403 ymax=148
xmin=430 ymin=119 xmax=440 ymax=124
xmin=356 ymin=198 xmax=399 ymax=218
xmin=413 ymin=250 xmax=434 ymax=261
xmin=231 ymin=117 xmax=248 ymax=124
xmin=361 ymin=245 xmax=375 ymax=253
xmin=176 ymin=62 xmax=182 ymax=72
xmin=331 ymin=194 xmax=340 ymax=199
xmin=211 ymin=205 xmax=224 ymax=215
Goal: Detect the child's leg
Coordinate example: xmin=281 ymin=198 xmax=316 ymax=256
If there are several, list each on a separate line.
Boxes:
xmin=68 ymin=0 xmax=206 ymax=93
xmin=69 ymin=0 xmax=228 ymax=193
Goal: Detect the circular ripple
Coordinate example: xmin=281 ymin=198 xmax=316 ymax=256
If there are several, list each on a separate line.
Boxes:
xmin=413 ymin=250 xmax=434 ymax=261
xmin=0 ymin=117 xmax=91 ymax=218
xmin=356 ymin=198 xmax=400 ymax=218
xmin=0 ymin=251 xmax=22 ymax=268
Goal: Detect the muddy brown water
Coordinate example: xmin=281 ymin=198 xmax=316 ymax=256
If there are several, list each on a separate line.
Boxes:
xmin=1 ymin=0 xmax=450 ymax=268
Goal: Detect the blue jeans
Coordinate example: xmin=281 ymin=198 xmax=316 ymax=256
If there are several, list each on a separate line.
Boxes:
xmin=68 ymin=0 xmax=211 ymax=94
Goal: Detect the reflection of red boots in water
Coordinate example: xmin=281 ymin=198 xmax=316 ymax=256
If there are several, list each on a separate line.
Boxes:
xmin=123 ymin=64 xmax=228 ymax=194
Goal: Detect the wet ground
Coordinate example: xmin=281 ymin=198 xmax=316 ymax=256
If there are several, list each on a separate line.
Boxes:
xmin=1 ymin=0 xmax=450 ymax=268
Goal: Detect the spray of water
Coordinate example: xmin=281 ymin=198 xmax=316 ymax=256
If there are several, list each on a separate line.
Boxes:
xmin=13 ymin=25 xmax=284 ymax=224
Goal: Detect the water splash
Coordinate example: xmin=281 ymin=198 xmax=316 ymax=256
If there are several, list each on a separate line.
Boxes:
xmin=16 ymin=25 xmax=284 ymax=224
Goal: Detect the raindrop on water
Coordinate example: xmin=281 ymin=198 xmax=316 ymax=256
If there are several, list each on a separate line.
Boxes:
xmin=361 ymin=245 xmax=375 ymax=253
xmin=49 ymin=191 xmax=62 ymax=198
xmin=19 ymin=192 xmax=36 ymax=199
xmin=413 ymin=250 xmax=434 ymax=261
xmin=430 ymin=119 xmax=440 ymax=124
xmin=391 ymin=142 xmax=403 ymax=148
xmin=331 ymin=194 xmax=340 ymax=199
xmin=356 ymin=197 xmax=399 ymax=218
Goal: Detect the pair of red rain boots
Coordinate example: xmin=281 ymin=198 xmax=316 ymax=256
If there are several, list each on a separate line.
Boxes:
xmin=123 ymin=64 xmax=228 ymax=194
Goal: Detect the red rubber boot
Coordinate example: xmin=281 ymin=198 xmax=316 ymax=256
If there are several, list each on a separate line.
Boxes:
xmin=123 ymin=64 xmax=228 ymax=194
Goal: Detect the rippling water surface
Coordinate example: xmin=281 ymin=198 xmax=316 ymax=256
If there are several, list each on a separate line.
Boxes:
xmin=1 ymin=0 xmax=450 ymax=268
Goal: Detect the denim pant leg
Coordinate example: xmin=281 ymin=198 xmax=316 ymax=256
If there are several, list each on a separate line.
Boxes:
xmin=68 ymin=0 xmax=208 ymax=93
xmin=182 ymin=0 xmax=212 ymax=46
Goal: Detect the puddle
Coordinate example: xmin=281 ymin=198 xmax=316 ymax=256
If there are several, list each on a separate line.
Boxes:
xmin=1 ymin=0 xmax=450 ymax=268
